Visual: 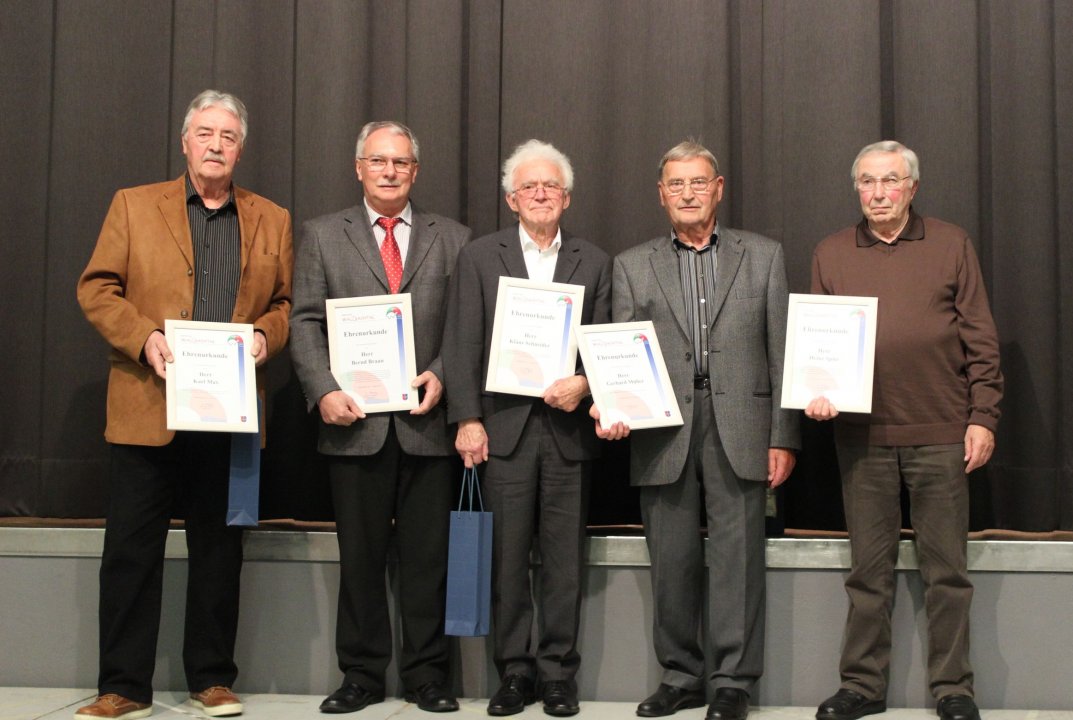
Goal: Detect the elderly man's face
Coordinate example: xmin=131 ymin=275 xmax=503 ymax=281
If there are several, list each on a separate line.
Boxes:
xmin=659 ymin=157 xmax=723 ymax=237
xmin=356 ymin=128 xmax=419 ymax=216
xmin=856 ymin=151 xmax=918 ymax=230
xmin=182 ymin=106 xmax=244 ymax=188
xmin=506 ymin=159 xmax=571 ymax=236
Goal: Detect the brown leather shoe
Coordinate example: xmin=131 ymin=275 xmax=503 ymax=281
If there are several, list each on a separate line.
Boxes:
xmin=74 ymin=694 xmax=152 ymax=720
xmin=189 ymin=686 xmax=243 ymax=717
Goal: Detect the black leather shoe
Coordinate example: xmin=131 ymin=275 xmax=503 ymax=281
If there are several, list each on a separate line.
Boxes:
xmin=706 ymin=688 xmax=749 ymax=720
xmin=937 ymin=694 xmax=981 ymax=720
xmin=488 ymin=674 xmax=537 ymax=716
xmin=542 ymin=680 xmax=579 ymax=717
xmin=816 ymin=689 xmax=886 ymax=720
xmin=405 ymin=681 xmax=459 ymax=713
xmin=636 ymin=684 xmax=706 ymax=717
xmin=319 ymin=682 xmax=384 ymax=713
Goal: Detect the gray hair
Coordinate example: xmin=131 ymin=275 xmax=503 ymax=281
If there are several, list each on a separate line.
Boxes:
xmin=501 ymin=139 xmax=575 ymax=194
xmin=355 ymin=121 xmax=421 ymax=162
xmin=181 ymin=90 xmax=248 ymax=145
xmin=851 ymin=140 xmax=920 ymax=187
xmin=658 ymin=140 xmax=720 ymax=177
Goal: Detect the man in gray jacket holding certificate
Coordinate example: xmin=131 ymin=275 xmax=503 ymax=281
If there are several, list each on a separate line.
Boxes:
xmin=290 ymin=121 xmax=470 ymax=715
xmin=594 ymin=140 xmax=799 ymax=720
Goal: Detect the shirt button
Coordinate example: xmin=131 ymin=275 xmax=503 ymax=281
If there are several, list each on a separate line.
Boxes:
xmin=703 ymin=350 xmax=708 ymax=356
xmin=700 ymin=298 xmax=706 ymax=304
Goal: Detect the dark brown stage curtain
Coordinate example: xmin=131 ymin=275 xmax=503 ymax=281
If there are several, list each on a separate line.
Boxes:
xmin=2 ymin=0 xmax=1070 ymax=531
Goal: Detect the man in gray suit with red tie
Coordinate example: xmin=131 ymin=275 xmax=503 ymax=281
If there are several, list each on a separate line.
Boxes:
xmin=594 ymin=140 xmax=799 ymax=720
xmin=442 ymin=140 xmax=611 ymax=717
xmin=290 ymin=121 xmax=471 ymax=714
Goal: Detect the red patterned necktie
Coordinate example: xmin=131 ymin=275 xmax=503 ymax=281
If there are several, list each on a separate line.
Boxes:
xmin=376 ymin=216 xmax=403 ymax=293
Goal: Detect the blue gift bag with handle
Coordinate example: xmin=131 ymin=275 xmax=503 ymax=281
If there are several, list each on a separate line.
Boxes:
xmin=444 ymin=466 xmax=493 ymax=637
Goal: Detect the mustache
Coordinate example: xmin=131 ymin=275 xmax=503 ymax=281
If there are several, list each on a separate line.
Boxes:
xmin=203 ymin=151 xmax=226 ymax=162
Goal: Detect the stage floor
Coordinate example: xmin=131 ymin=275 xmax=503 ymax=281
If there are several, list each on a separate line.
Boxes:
xmin=4 ymin=688 xmax=1070 ymax=720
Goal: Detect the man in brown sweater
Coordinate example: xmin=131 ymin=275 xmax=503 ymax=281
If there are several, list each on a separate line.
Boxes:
xmin=807 ymin=141 xmax=1002 ymax=720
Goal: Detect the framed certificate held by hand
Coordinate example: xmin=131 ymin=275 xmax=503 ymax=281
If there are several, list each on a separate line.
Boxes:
xmin=485 ymin=277 xmax=586 ymax=397
xmin=326 ymin=294 xmax=419 ymax=413
xmin=165 ymin=319 xmax=259 ymax=433
xmin=576 ymin=321 xmax=684 ymax=430
xmin=780 ymin=293 xmax=878 ymax=413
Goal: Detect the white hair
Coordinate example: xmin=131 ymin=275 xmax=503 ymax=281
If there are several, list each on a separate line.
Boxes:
xmin=501 ymin=139 xmax=574 ymax=194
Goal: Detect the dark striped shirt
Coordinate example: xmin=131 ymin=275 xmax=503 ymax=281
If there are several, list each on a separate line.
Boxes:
xmin=673 ymin=230 xmax=719 ymax=378
xmin=186 ymin=175 xmax=241 ymax=323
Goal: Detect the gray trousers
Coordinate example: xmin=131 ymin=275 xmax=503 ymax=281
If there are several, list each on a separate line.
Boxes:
xmin=483 ymin=407 xmax=590 ymax=686
xmin=640 ymin=387 xmax=767 ymax=696
xmin=835 ymin=439 xmax=973 ymax=701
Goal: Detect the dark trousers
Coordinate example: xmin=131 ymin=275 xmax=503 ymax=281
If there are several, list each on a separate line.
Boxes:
xmin=98 ymin=434 xmax=243 ymax=703
xmin=640 ymin=387 xmax=767 ymax=696
xmin=483 ymin=408 xmax=590 ymax=686
xmin=327 ymin=426 xmax=454 ymax=694
xmin=835 ymin=440 xmax=973 ymax=701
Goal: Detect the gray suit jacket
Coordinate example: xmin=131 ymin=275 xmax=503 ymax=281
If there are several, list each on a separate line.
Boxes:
xmin=290 ymin=204 xmax=471 ymax=456
xmin=442 ymin=225 xmax=612 ymax=461
xmin=613 ymin=227 xmax=800 ymax=485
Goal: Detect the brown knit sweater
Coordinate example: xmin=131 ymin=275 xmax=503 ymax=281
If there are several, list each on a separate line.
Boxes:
xmin=811 ymin=210 xmax=1002 ymax=446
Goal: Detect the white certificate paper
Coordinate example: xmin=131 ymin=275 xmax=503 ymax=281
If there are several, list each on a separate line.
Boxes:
xmin=165 ymin=320 xmax=259 ymax=433
xmin=326 ymin=294 xmax=419 ymax=413
xmin=780 ymin=293 xmax=878 ymax=413
xmin=485 ymin=277 xmax=585 ymax=397
xmin=576 ymin=321 xmax=684 ymax=430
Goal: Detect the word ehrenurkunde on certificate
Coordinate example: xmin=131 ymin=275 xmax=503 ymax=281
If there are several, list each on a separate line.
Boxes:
xmin=165 ymin=319 xmax=259 ymax=433
xmin=485 ymin=278 xmax=585 ymax=397
xmin=780 ymin=293 xmax=878 ymax=413
xmin=326 ymin=294 xmax=419 ymax=413
xmin=576 ymin=321 xmax=684 ymax=430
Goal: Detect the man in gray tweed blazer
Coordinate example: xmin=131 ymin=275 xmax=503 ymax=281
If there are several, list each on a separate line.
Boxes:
xmin=290 ymin=121 xmax=470 ymax=715
xmin=594 ymin=141 xmax=799 ymax=720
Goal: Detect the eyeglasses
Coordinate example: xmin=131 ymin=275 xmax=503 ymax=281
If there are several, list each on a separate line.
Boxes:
xmin=856 ymin=175 xmax=911 ymax=192
xmin=360 ymin=156 xmax=416 ymax=174
xmin=513 ymin=181 xmax=564 ymax=198
xmin=662 ymin=177 xmax=715 ymax=195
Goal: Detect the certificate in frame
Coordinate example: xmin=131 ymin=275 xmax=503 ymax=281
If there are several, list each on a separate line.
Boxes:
xmin=326 ymin=294 xmax=419 ymax=413
xmin=575 ymin=321 xmax=684 ymax=430
xmin=485 ymin=277 xmax=586 ymax=397
xmin=165 ymin=319 xmax=259 ymax=433
xmin=780 ymin=293 xmax=878 ymax=413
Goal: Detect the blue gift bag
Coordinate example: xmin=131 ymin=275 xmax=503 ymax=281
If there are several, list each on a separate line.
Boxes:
xmin=226 ymin=397 xmax=261 ymax=527
xmin=444 ymin=466 xmax=493 ymax=637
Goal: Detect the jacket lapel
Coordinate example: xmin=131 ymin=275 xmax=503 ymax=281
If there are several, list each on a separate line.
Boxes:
xmin=650 ymin=238 xmax=690 ymax=340
xmin=234 ymin=187 xmax=261 ymax=272
xmin=498 ymin=226 xmax=529 ymax=279
xmin=158 ymin=177 xmax=194 ymax=268
xmin=342 ymin=206 xmax=390 ymax=292
xmin=551 ymin=232 xmax=581 ymax=284
xmin=399 ymin=213 xmax=433 ymax=291
xmin=710 ymin=230 xmax=744 ymax=323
